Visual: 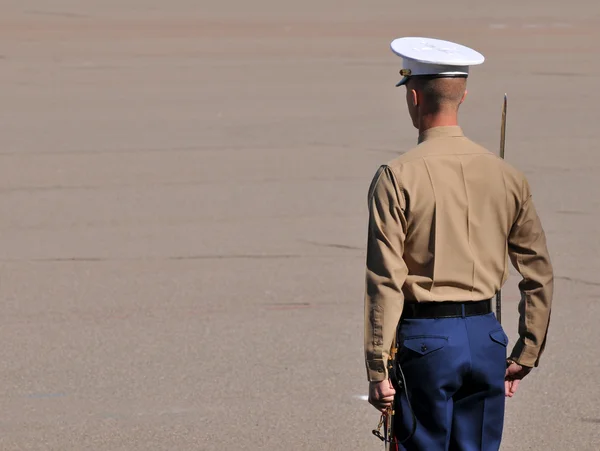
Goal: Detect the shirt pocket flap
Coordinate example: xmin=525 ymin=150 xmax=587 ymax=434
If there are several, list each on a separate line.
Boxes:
xmin=402 ymin=336 xmax=448 ymax=356
xmin=489 ymin=329 xmax=509 ymax=347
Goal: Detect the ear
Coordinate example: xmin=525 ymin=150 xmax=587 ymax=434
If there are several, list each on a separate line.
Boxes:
xmin=460 ymin=89 xmax=468 ymax=105
xmin=411 ymin=89 xmax=418 ymax=107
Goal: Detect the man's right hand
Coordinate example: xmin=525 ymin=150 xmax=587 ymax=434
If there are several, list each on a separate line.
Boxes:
xmin=505 ymin=361 xmax=532 ymax=397
xmin=368 ymin=379 xmax=396 ymax=412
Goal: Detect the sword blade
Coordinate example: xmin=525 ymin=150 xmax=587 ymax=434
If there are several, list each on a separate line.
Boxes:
xmin=500 ymin=94 xmax=507 ymax=159
xmin=496 ymin=93 xmax=507 ymax=324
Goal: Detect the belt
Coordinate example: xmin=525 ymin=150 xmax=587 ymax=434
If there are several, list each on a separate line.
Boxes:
xmin=402 ymin=299 xmax=492 ymax=319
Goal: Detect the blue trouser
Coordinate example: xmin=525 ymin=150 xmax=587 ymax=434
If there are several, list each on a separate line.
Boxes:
xmin=392 ymin=312 xmax=508 ymax=451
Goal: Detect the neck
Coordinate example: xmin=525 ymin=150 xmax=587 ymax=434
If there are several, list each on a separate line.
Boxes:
xmin=417 ymin=112 xmax=459 ymax=135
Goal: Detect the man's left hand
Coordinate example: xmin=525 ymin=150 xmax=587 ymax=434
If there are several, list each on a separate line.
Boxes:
xmin=505 ymin=361 xmax=532 ymax=397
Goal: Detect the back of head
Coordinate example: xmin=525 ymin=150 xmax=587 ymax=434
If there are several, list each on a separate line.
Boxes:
xmin=410 ymin=77 xmax=467 ymax=114
xmin=390 ymin=37 xmax=484 ymax=130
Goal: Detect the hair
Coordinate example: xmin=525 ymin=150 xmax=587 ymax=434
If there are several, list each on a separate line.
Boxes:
xmin=409 ymin=76 xmax=467 ymax=113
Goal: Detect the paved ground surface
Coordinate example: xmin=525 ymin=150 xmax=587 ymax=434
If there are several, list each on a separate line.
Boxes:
xmin=1 ymin=1 xmax=599 ymax=450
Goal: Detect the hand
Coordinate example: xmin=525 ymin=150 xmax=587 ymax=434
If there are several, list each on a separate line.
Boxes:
xmin=368 ymin=379 xmax=396 ymax=412
xmin=504 ymin=361 xmax=532 ymax=397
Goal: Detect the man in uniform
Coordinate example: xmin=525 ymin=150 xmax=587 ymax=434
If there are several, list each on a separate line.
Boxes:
xmin=364 ymin=37 xmax=554 ymax=450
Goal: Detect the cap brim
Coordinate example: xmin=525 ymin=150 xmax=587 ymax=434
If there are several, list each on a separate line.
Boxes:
xmin=395 ymin=76 xmax=409 ymax=87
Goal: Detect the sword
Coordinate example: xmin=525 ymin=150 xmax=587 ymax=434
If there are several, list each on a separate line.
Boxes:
xmin=500 ymin=93 xmax=507 ymax=161
xmin=372 ymin=345 xmax=398 ymax=450
xmin=372 ymin=334 xmax=416 ymax=450
xmin=384 ymin=346 xmax=398 ymax=451
xmin=496 ymin=93 xmax=507 ymax=324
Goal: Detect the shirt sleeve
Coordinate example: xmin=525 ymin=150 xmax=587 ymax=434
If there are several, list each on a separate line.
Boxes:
xmin=364 ymin=165 xmax=409 ymax=382
xmin=507 ymin=178 xmax=554 ymax=368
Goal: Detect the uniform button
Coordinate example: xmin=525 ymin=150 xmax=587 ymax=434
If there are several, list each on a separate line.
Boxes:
xmin=421 ymin=344 xmax=427 ymax=352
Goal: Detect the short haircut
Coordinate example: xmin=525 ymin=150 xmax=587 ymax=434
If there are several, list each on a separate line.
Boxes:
xmin=409 ymin=76 xmax=467 ymax=113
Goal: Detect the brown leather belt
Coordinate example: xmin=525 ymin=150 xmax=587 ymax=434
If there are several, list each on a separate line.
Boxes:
xmin=402 ymin=299 xmax=492 ymax=319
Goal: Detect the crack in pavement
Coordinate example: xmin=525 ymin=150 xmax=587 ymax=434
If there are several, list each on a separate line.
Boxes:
xmin=556 ymin=276 xmax=600 ymax=287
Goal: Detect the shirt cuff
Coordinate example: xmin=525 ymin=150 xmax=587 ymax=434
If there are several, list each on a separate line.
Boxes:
xmin=509 ymin=339 xmax=543 ymax=368
xmin=366 ymin=359 xmax=388 ymax=381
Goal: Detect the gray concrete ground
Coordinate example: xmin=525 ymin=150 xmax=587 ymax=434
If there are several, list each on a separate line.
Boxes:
xmin=0 ymin=1 xmax=599 ymax=449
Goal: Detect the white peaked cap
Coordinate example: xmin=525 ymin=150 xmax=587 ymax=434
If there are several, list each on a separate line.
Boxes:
xmin=390 ymin=37 xmax=485 ymax=87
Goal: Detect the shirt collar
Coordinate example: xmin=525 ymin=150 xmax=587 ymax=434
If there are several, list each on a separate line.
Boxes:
xmin=418 ymin=126 xmax=464 ymax=144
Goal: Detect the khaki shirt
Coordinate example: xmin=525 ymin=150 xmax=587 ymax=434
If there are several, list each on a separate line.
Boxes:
xmin=364 ymin=126 xmax=554 ymax=382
